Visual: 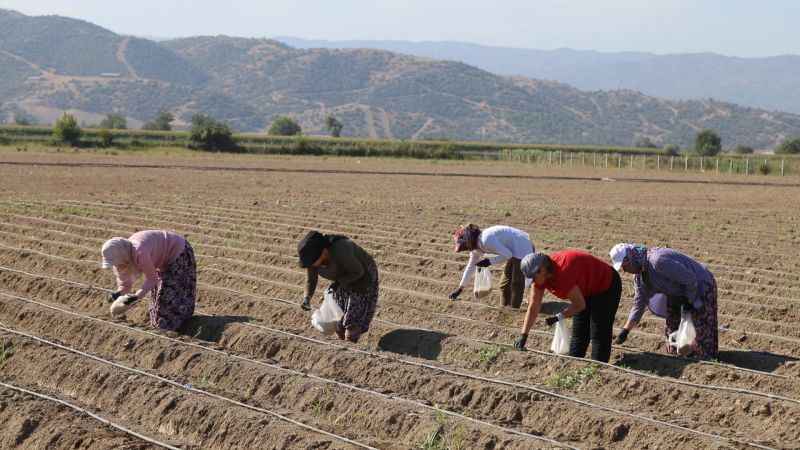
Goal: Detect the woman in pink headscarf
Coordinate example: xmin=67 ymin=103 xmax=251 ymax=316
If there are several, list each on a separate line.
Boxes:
xmin=101 ymin=230 xmax=196 ymax=331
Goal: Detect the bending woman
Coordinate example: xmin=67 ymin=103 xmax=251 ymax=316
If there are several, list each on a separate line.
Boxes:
xmin=298 ymin=231 xmax=379 ymax=343
xmin=610 ymin=244 xmax=718 ymax=359
xmin=101 ymin=230 xmax=196 ymax=331
xmin=450 ymin=224 xmax=535 ymax=308
xmin=516 ymin=250 xmax=622 ymax=363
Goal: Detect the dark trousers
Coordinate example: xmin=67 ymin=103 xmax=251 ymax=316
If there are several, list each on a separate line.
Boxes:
xmin=499 ymin=257 xmax=525 ymax=308
xmin=569 ymin=270 xmax=622 ymax=362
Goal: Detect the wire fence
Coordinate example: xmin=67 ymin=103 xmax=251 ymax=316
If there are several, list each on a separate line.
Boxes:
xmin=499 ymin=149 xmax=794 ymax=176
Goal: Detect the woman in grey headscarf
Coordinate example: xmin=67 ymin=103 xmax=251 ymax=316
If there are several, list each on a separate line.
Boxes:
xmin=610 ymin=244 xmax=718 ymax=359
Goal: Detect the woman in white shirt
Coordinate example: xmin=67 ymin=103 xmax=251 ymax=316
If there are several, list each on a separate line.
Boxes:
xmin=450 ymin=224 xmax=535 ymax=308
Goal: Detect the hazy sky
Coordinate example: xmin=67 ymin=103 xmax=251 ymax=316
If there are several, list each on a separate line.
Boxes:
xmin=2 ymin=0 xmax=797 ymax=57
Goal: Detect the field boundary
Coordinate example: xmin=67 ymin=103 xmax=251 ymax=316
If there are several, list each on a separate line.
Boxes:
xmin=1 ymin=160 xmax=799 ymax=187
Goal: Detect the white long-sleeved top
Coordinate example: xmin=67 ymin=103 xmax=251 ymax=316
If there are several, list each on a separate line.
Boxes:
xmin=458 ymin=225 xmax=534 ymax=288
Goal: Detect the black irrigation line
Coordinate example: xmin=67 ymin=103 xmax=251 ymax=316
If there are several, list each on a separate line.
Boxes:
xmin=0 ymin=208 xmax=797 ymax=369
xmin=0 ymin=288 xmax=577 ymax=449
xmin=15 ymin=200 xmax=800 ymax=305
xmin=0 ymin=380 xmax=182 ymax=450
xmin=54 ymin=199 xmax=800 ymax=286
xmin=12 ymin=198 xmax=799 ymax=294
xmin=2 ymin=160 xmax=799 ymax=187
xmin=0 ymin=223 xmax=794 ymax=381
xmin=0 ymin=264 xmax=783 ymax=450
xmin=0 ymin=321 xmax=377 ymax=449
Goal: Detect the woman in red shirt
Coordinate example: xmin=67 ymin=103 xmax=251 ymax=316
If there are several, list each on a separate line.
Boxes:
xmin=516 ymin=250 xmax=622 ymax=362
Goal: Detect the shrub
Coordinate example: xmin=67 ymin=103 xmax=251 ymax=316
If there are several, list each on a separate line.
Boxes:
xmin=733 ymin=145 xmax=754 ymax=154
xmin=758 ymin=161 xmax=771 ymax=175
xmin=189 ymin=114 xmax=236 ymax=151
xmin=99 ymin=113 xmax=127 ymax=130
xmin=776 ymin=137 xmax=800 ymax=155
xmin=663 ymin=144 xmax=680 ymax=156
xmin=694 ymin=129 xmax=721 ymax=156
xmin=325 ymin=115 xmax=343 ymax=138
xmin=13 ymin=112 xmax=34 ymax=126
xmin=98 ymin=129 xmax=114 ymax=147
xmin=634 ymin=137 xmax=658 ymax=148
xmin=142 ymin=110 xmax=174 ymax=131
xmin=268 ymin=116 xmax=302 ymax=136
xmin=53 ymin=113 xmax=82 ymax=145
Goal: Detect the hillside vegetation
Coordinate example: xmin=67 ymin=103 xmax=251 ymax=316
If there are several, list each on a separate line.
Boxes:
xmin=1 ymin=9 xmax=800 ymax=149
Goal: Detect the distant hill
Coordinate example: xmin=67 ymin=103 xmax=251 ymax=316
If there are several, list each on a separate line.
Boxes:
xmin=278 ymin=37 xmax=800 ymax=115
xmin=2 ymin=9 xmax=800 ymax=149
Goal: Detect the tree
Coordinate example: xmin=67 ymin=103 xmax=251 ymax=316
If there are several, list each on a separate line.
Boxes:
xmin=53 ymin=113 xmax=82 ymax=145
xmin=13 ymin=112 xmax=34 ymax=126
xmin=98 ymin=129 xmax=114 ymax=147
xmin=143 ymin=110 xmax=174 ymax=131
xmin=634 ymin=136 xmax=658 ymax=148
xmin=732 ymin=145 xmax=754 ymax=154
xmin=99 ymin=113 xmax=127 ymax=130
xmin=664 ymin=144 xmax=680 ymax=156
xmin=325 ymin=115 xmax=343 ymax=138
xmin=694 ymin=129 xmax=722 ymax=156
xmin=268 ymin=116 xmax=302 ymax=136
xmin=776 ymin=137 xmax=800 ymax=155
xmin=189 ymin=114 xmax=236 ymax=151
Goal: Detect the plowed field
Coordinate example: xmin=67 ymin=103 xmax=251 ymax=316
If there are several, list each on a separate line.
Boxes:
xmin=1 ymin=153 xmax=799 ymax=449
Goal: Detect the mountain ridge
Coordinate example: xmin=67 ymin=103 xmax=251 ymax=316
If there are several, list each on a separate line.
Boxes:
xmin=1 ymin=9 xmax=799 ymax=149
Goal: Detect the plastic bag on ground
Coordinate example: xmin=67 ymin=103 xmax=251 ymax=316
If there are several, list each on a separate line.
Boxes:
xmin=550 ymin=319 xmax=571 ymax=355
xmin=311 ymin=289 xmax=344 ymax=335
xmin=473 ymin=267 xmax=492 ymax=299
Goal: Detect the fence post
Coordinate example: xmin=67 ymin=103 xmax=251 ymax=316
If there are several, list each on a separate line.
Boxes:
xmin=716 ymin=158 xmax=719 ymax=173
xmin=782 ymin=159 xmax=785 ymax=176
xmin=559 ymin=151 xmax=563 ymax=166
xmin=618 ymin=154 xmax=622 ymax=169
xmin=745 ymin=158 xmax=750 ymax=175
xmin=684 ymin=156 xmax=689 ymax=171
xmin=549 ymin=151 xmax=553 ymax=165
xmin=729 ymin=159 xmax=733 ymax=174
xmin=670 ymin=156 xmax=674 ymax=170
xmin=605 ymin=153 xmax=608 ymax=168
xmin=657 ymin=155 xmax=660 ymax=170
xmin=700 ymin=156 xmax=704 ymax=172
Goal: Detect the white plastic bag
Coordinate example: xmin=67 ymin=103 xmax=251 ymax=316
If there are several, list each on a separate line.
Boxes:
xmin=668 ymin=310 xmax=696 ymax=355
xmin=473 ymin=267 xmax=492 ymax=299
xmin=311 ymin=290 xmax=344 ymax=335
xmin=550 ymin=319 xmax=571 ymax=355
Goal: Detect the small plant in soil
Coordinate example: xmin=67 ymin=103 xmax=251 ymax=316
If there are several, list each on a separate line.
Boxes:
xmin=0 ymin=340 xmax=13 ymax=367
xmin=420 ymin=426 xmax=446 ymax=450
xmin=477 ymin=345 xmax=505 ymax=365
xmin=546 ymin=365 xmax=600 ymax=390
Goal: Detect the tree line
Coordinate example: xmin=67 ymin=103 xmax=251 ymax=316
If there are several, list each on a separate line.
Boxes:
xmin=19 ymin=110 xmax=800 ymax=155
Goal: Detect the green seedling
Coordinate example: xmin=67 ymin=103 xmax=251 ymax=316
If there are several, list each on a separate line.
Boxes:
xmin=546 ymin=365 xmax=599 ymax=390
xmin=0 ymin=340 xmax=14 ymax=367
xmin=477 ymin=345 xmax=505 ymax=365
xmin=420 ymin=427 xmax=446 ymax=450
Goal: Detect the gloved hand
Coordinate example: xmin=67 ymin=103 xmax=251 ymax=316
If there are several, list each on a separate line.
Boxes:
xmin=514 ymin=333 xmax=528 ymax=350
xmin=448 ymin=287 xmax=463 ymax=301
xmin=615 ymin=329 xmax=630 ymax=345
xmin=108 ymin=290 xmax=122 ymax=304
xmin=545 ymin=313 xmax=564 ymax=327
xmin=476 ymin=259 xmax=491 ymax=268
xmin=300 ymin=296 xmax=311 ymax=311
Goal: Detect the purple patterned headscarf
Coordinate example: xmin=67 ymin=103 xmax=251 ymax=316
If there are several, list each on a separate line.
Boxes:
xmin=453 ymin=224 xmax=481 ymax=252
xmin=625 ymin=244 xmax=648 ymax=272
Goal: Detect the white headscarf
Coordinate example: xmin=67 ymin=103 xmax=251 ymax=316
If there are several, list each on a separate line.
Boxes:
xmin=100 ymin=237 xmax=133 ymax=269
